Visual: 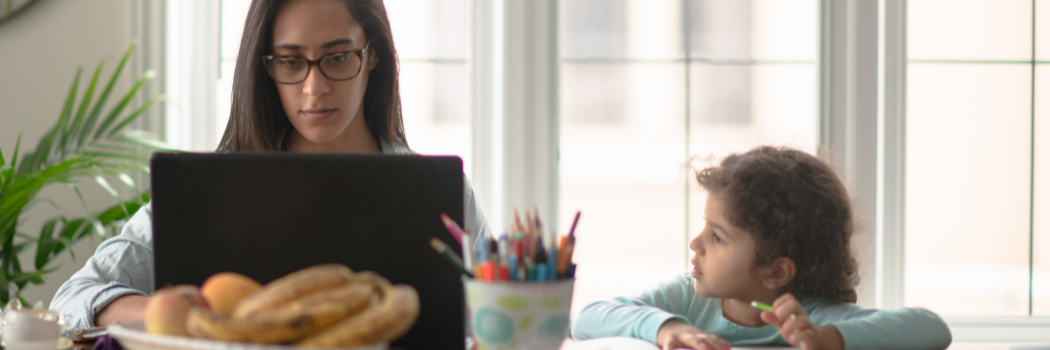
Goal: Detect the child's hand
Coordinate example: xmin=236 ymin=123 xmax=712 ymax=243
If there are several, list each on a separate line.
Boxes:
xmin=655 ymin=319 xmax=731 ymax=350
xmin=759 ymin=294 xmax=844 ymax=350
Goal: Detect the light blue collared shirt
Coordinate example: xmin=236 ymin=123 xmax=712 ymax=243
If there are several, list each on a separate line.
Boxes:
xmin=571 ymin=275 xmax=952 ymax=350
xmin=50 ymin=139 xmax=491 ymax=329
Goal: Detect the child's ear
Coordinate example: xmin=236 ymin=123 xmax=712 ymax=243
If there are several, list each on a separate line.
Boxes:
xmin=761 ymin=257 xmax=796 ymax=290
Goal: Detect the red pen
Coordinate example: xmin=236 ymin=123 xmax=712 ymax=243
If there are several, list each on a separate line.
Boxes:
xmin=481 ymin=261 xmax=495 ymax=281
xmin=499 ymin=266 xmax=509 ymax=281
xmin=439 ymin=213 xmax=465 ymax=245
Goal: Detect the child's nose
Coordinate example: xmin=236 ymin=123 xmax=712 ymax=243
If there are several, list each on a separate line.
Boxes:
xmin=689 ymin=233 xmax=704 ymax=255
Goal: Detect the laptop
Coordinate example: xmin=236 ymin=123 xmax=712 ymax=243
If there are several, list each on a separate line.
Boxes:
xmin=149 ymin=152 xmax=466 ymax=349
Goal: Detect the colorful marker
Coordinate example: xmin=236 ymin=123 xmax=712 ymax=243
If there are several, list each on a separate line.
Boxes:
xmin=430 ymin=238 xmax=470 ymax=277
xmin=751 ymin=301 xmax=774 ymax=312
xmin=438 ymin=213 xmax=465 ymax=245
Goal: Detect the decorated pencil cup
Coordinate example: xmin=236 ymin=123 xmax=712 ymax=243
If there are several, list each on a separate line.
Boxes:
xmin=463 ymin=278 xmax=574 ymax=350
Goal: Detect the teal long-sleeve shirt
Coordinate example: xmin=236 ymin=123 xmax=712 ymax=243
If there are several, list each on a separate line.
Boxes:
xmin=571 ymin=275 xmax=952 ymax=349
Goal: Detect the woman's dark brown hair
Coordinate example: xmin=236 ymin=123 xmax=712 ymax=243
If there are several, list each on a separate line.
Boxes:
xmin=695 ymin=146 xmax=859 ymax=303
xmin=217 ymin=0 xmax=407 ymax=152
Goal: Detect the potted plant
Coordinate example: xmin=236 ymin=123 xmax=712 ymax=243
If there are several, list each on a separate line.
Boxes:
xmin=0 ymin=42 xmax=173 ymax=305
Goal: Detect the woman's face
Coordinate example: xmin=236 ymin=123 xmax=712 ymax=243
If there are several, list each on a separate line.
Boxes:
xmin=272 ymin=0 xmax=376 ymax=147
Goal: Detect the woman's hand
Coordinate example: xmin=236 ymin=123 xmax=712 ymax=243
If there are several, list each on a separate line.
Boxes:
xmin=655 ymin=319 xmax=731 ymax=350
xmin=759 ymin=294 xmax=844 ymax=350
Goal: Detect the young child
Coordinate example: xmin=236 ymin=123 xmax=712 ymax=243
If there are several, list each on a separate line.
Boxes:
xmin=570 ymin=146 xmax=951 ymax=350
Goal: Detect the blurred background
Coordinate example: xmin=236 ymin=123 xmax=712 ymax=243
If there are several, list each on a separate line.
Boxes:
xmin=0 ymin=0 xmax=1046 ymax=342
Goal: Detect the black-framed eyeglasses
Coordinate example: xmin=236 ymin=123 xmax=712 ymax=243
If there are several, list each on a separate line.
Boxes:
xmin=263 ymin=39 xmax=371 ymax=84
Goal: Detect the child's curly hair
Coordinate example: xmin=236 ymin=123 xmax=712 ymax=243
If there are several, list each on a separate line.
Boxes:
xmin=695 ymin=146 xmax=859 ymax=303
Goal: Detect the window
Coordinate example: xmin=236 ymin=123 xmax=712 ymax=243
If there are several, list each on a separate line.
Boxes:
xmin=385 ymin=0 xmax=473 ymax=170
xmin=167 ymin=0 xmax=1050 ymax=339
xmin=558 ymin=0 xmax=820 ymax=316
xmin=904 ymin=0 xmax=1048 ymax=317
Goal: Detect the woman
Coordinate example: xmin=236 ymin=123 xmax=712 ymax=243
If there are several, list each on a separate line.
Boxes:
xmin=51 ymin=0 xmax=490 ymax=329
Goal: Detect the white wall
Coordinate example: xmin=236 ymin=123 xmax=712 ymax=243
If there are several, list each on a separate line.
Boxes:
xmin=0 ymin=0 xmax=137 ymax=307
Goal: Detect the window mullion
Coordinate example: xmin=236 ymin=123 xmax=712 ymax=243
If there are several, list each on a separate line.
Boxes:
xmin=501 ymin=0 xmax=560 ymax=229
xmin=165 ymin=0 xmax=220 ymax=152
xmin=877 ymin=0 xmax=907 ymax=311
xmin=820 ymin=0 xmax=880 ymax=308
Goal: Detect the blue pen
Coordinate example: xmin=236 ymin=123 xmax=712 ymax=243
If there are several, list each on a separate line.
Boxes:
xmin=525 ymin=257 xmax=536 ymax=281
xmin=547 ymin=236 xmax=558 ymax=280
xmin=498 ymin=234 xmax=508 ymax=265
xmin=508 ymin=253 xmax=519 ymax=281
xmin=478 ymin=233 xmax=489 ymax=264
xmin=536 ymin=263 xmax=548 ymax=282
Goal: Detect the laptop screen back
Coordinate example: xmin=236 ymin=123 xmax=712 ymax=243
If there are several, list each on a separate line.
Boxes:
xmin=150 ymin=152 xmax=466 ymax=349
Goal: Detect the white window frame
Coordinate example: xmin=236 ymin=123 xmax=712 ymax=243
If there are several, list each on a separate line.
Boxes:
xmin=165 ymin=0 xmax=220 ymax=152
xmin=870 ymin=0 xmax=1050 ymax=342
xmin=160 ymin=0 xmax=1050 ymax=342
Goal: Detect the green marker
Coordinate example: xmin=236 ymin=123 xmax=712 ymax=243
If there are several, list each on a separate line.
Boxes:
xmin=751 ymin=301 xmax=774 ymax=312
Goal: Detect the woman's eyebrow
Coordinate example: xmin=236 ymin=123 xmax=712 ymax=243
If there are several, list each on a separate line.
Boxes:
xmin=321 ymin=38 xmax=354 ymax=49
xmin=273 ymin=39 xmax=354 ymax=52
xmin=274 ymin=43 xmax=304 ymax=51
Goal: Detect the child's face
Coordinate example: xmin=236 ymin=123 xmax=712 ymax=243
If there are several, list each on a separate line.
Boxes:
xmin=689 ymin=195 xmax=766 ymax=300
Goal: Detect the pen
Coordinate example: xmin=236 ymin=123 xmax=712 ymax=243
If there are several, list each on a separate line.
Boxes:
xmin=508 ymin=253 xmax=519 ymax=281
xmin=513 ymin=207 xmax=524 ymax=234
xmin=438 ymin=213 xmax=465 ymax=245
xmin=536 ymin=263 xmax=548 ymax=282
xmin=751 ymin=301 xmax=774 ymax=312
xmin=478 ymin=233 xmax=489 ymax=264
xmin=431 ymin=238 xmax=471 ymax=277
xmin=547 ymin=234 xmax=558 ymax=281
xmin=557 ymin=211 xmax=580 ymax=277
xmin=481 ymin=261 xmax=494 ymax=281
xmin=525 ymin=256 xmax=536 ymax=281
xmin=568 ymin=210 xmax=581 ymax=238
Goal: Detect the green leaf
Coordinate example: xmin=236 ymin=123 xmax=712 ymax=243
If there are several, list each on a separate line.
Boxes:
xmin=94 ymin=175 xmax=119 ymax=199
xmin=94 ymin=192 xmax=148 ymax=228
xmin=117 ymin=172 xmax=136 ymax=190
xmin=9 ymin=268 xmax=55 ymax=284
xmin=117 ymin=131 xmax=176 ymax=152
xmin=107 ymin=95 xmax=165 ymax=137
xmin=35 ymin=218 xmax=61 ymax=269
xmin=18 ymin=68 xmax=81 ymax=174
xmin=85 ymin=142 xmax=143 ymax=154
xmin=25 ymin=197 xmax=61 ymax=211
xmin=68 ymin=182 xmax=88 ymax=215
xmin=11 ymin=134 xmax=20 ymax=173
xmin=0 ymin=178 xmax=44 ymax=238
xmin=13 ymin=241 xmax=32 ymax=254
xmin=51 ymin=68 xmax=83 ymax=159
xmin=58 ymin=219 xmax=88 ymax=241
xmin=93 ymin=70 xmax=155 ymax=140
xmin=88 ymin=217 xmax=105 ymax=238
xmin=94 ymin=163 xmax=150 ymax=173
xmin=65 ymin=61 xmax=104 ymax=156
xmin=2 ymin=239 xmax=17 ymax=285
xmin=80 ymin=152 xmax=148 ymax=163
xmin=80 ymin=42 xmax=136 ymax=148
xmin=0 ymin=246 xmax=9 ymax=301
xmin=55 ymin=236 xmax=76 ymax=261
